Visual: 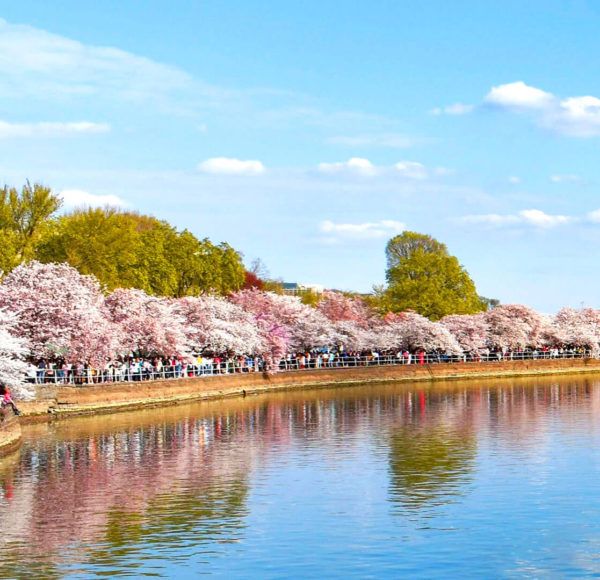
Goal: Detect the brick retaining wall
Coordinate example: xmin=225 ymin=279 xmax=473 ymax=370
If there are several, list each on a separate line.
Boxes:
xmin=16 ymin=357 xmax=600 ymax=421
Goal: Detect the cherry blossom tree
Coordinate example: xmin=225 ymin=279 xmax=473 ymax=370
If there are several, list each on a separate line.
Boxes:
xmin=316 ymin=291 xmax=373 ymax=327
xmin=316 ymin=291 xmax=378 ymax=351
xmin=549 ymin=307 xmax=600 ymax=353
xmin=483 ymin=304 xmax=544 ymax=348
xmin=105 ymin=288 xmax=188 ymax=357
xmin=440 ymin=313 xmax=488 ymax=353
xmin=0 ymin=309 xmax=31 ymax=399
xmin=174 ymin=295 xmax=264 ymax=355
xmin=329 ymin=320 xmax=379 ymax=352
xmin=231 ymin=289 xmax=335 ymax=358
xmin=381 ymin=311 xmax=462 ymax=354
xmin=0 ymin=261 xmax=117 ymax=364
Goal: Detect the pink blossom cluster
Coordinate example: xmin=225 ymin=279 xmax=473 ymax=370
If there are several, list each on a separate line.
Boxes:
xmin=0 ymin=262 xmax=598 ymax=393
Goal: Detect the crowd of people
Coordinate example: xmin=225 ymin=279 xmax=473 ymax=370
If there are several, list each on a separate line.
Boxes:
xmin=26 ymin=345 xmax=591 ymax=386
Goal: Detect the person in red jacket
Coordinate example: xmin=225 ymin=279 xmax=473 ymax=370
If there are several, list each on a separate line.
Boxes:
xmin=0 ymin=383 xmax=20 ymax=416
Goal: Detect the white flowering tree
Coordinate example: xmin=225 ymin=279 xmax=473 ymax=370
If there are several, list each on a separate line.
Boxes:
xmin=0 ymin=261 xmax=118 ymax=365
xmin=549 ymin=307 xmax=600 ymax=354
xmin=174 ymin=295 xmax=264 ymax=355
xmin=105 ymin=288 xmax=188 ymax=357
xmin=440 ymin=313 xmax=488 ymax=353
xmin=484 ymin=304 xmax=544 ymax=349
xmin=0 ymin=309 xmax=31 ymax=399
xmin=381 ymin=311 xmax=462 ymax=354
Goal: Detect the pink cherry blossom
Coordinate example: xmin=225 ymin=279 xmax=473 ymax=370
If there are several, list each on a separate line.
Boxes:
xmin=550 ymin=307 xmax=600 ymax=353
xmin=0 ymin=261 xmax=117 ymax=364
xmin=105 ymin=288 xmax=187 ymax=357
xmin=484 ymin=304 xmax=545 ymax=348
xmin=231 ymin=289 xmax=335 ymax=358
xmin=440 ymin=313 xmax=488 ymax=353
xmin=174 ymin=295 xmax=264 ymax=354
xmin=381 ymin=311 xmax=462 ymax=354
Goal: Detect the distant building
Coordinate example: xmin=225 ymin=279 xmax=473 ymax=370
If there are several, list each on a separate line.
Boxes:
xmin=281 ymin=282 xmax=324 ymax=296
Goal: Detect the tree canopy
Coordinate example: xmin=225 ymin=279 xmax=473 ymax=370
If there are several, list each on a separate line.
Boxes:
xmin=0 ymin=182 xmax=62 ymax=273
xmin=379 ymin=231 xmax=486 ymax=320
xmin=0 ymin=183 xmax=246 ymax=297
xmin=36 ymin=208 xmax=246 ymax=296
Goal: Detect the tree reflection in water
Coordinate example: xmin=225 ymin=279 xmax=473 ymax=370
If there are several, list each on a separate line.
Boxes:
xmin=0 ymin=414 xmax=251 ymax=578
xmin=388 ymin=424 xmax=476 ymax=514
xmin=82 ymin=481 xmax=248 ymax=576
xmin=0 ymin=377 xmax=598 ymax=577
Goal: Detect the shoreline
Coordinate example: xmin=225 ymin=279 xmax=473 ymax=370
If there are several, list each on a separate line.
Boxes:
xmin=0 ymin=407 xmax=22 ymax=455
xmin=0 ymin=359 xmax=600 ymax=457
xmin=17 ymin=357 xmax=600 ymax=420
xmin=3 ymin=357 xmax=600 ymax=454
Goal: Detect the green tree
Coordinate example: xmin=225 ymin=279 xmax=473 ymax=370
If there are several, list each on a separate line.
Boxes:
xmin=36 ymin=207 xmax=245 ymax=296
xmin=0 ymin=181 xmax=62 ymax=273
xmin=167 ymin=234 xmax=245 ymax=297
xmin=217 ymin=242 xmax=246 ymax=294
xmin=379 ymin=231 xmax=486 ymax=320
xmin=36 ymin=208 xmax=148 ymax=291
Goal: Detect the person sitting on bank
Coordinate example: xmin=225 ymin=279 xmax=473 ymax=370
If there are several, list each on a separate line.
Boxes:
xmin=0 ymin=383 xmax=20 ymax=416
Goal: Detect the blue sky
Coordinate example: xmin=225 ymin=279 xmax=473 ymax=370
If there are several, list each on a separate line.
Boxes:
xmin=1 ymin=1 xmax=600 ymax=312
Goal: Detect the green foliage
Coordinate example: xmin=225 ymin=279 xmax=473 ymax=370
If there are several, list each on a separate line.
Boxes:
xmin=0 ymin=182 xmax=62 ymax=273
xmin=379 ymin=231 xmax=486 ymax=320
xmin=0 ymin=182 xmax=246 ymax=297
xmin=300 ymin=289 xmax=321 ymax=306
xmin=36 ymin=207 xmax=245 ymax=296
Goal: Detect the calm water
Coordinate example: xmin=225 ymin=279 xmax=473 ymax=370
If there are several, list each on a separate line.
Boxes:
xmin=2 ymin=376 xmax=600 ymax=578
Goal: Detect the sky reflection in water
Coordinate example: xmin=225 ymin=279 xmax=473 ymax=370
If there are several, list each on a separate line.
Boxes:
xmin=1 ymin=376 xmax=600 ymax=578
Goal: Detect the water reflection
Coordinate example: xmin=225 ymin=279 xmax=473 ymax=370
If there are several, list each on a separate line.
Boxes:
xmin=389 ymin=423 xmax=475 ymax=513
xmin=0 ymin=376 xmax=599 ymax=577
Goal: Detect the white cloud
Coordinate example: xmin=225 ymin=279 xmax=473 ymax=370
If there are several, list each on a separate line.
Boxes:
xmin=587 ymin=209 xmax=600 ymax=223
xmin=519 ymin=209 xmax=571 ymax=227
xmin=484 ymin=81 xmax=554 ymax=110
xmin=318 ymin=157 xmax=377 ymax=176
xmin=550 ymin=174 xmax=581 ymax=183
xmin=508 ymin=176 xmax=521 ymax=184
xmin=395 ymin=161 xmax=428 ymax=180
xmin=198 ymin=157 xmax=266 ymax=175
xmin=547 ymin=96 xmax=600 ymax=137
xmin=315 ymin=159 xmax=450 ymax=180
xmin=0 ymin=18 xmax=198 ymax=105
xmin=460 ymin=209 xmax=572 ymax=228
xmin=320 ymin=219 xmax=405 ymax=239
xmin=0 ymin=121 xmax=109 ymax=138
xmin=325 ymin=134 xmax=412 ymax=148
xmin=479 ymin=81 xmax=600 ymax=137
xmin=60 ymin=189 xmax=129 ymax=208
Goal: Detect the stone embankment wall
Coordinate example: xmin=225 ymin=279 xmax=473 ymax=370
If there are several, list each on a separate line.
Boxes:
xmin=0 ymin=406 xmax=22 ymax=453
xmin=15 ymin=357 xmax=600 ymax=422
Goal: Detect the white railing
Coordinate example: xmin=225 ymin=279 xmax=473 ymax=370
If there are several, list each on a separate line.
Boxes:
xmin=29 ymin=348 xmax=592 ymax=386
